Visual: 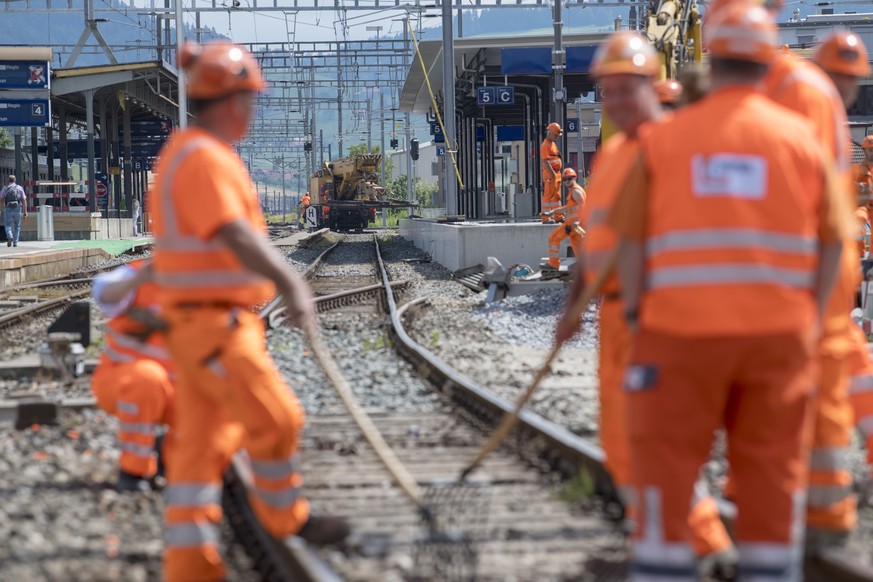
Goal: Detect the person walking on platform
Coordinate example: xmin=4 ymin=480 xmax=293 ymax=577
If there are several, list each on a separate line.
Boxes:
xmin=608 ymin=5 xmax=849 ymax=578
xmin=555 ymin=33 xmax=734 ymax=577
xmin=150 ymin=41 xmax=348 ymax=582
xmin=2 ymin=175 xmax=27 ymax=247
xmin=91 ymin=259 xmax=174 ymax=492
xmin=761 ymin=27 xmax=870 ymax=553
xmin=132 ymin=197 xmax=142 ymax=237
xmin=545 ymin=167 xmax=586 ymax=272
xmin=540 ymin=122 xmax=563 ymax=223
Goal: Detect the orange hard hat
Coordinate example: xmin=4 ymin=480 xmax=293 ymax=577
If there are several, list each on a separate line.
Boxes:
xmin=704 ymin=2 xmax=777 ymax=64
xmin=654 ymin=79 xmax=683 ymax=104
xmin=863 ymin=136 xmax=873 ymax=149
xmin=709 ymin=0 xmax=784 ymax=15
xmin=547 ymin=122 xmax=562 ymax=135
xmin=180 ymin=41 xmax=266 ymax=100
xmin=561 ymin=168 xmax=577 ymax=179
xmin=590 ymin=31 xmax=660 ymax=78
xmin=813 ymin=32 xmax=871 ymax=78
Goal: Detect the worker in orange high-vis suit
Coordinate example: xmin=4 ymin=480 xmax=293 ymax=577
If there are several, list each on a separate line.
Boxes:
xmin=545 ymin=167 xmax=586 ymax=271
xmin=555 ymin=35 xmax=734 ymax=578
xmin=91 ymin=259 xmax=174 ymax=493
xmin=855 ymin=137 xmax=873 ymax=210
xmin=609 ymin=5 xmax=849 ymax=579
xmin=540 ymin=122 xmax=563 ymax=223
xmin=802 ymin=30 xmax=873 ymax=551
xmin=150 ymin=41 xmax=348 ymax=582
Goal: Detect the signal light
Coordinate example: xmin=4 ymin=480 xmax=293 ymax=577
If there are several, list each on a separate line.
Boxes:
xmin=410 ymin=138 xmax=419 ymax=160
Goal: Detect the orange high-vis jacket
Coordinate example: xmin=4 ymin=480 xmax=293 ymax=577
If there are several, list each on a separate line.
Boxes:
xmin=540 ymin=139 xmax=561 ymax=177
xmin=764 ymin=47 xmax=861 ymax=352
xmin=612 ymin=87 xmax=848 ymax=337
xmin=150 ymin=128 xmax=275 ymax=308
xmin=301 ymin=195 xmax=311 ymax=209
xmin=765 ymin=49 xmax=852 ymax=176
xmin=102 ymin=261 xmax=174 ymax=372
xmin=580 ymin=134 xmax=641 ymax=295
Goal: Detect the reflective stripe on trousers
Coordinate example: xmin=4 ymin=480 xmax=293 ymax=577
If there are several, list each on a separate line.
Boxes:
xmin=630 ymin=487 xmax=696 ymax=581
xmin=164 ymin=483 xmax=223 ymax=549
xmin=251 ymin=454 xmax=303 ymax=510
xmin=106 ymin=329 xmax=171 ymax=361
xmin=808 ymin=446 xmax=853 ymax=509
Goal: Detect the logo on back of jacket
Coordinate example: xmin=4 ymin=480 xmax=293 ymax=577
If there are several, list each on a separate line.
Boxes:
xmin=692 ymin=154 xmax=768 ymax=199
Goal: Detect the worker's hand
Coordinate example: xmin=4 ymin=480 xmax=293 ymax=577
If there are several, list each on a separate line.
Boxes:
xmin=279 ymin=280 xmax=319 ymax=338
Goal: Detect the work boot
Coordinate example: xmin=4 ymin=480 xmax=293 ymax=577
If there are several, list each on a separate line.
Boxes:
xmin=6 ymin=240 xmax=10 ymax=247
xmin=697 ymin=547 xmax=738 ymax=581
xmin=117 ymin=470 xmax=151 ymax=493
xmin=805 ymin=527 xmax=851 ymax=558
xmin=295 ymin=514 xmax=350 ymax=545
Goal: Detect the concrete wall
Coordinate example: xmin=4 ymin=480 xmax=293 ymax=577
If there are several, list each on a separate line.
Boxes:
xmin=399 ymin=218 xmax=566 ymax=272
xmin=12 ymin=213 xmax=134 ymax=241
xmin=0 ymin=248 xmax=111 ymax=286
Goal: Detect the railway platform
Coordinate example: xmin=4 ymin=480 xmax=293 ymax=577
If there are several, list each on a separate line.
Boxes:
xmin=0 ymin=237 xmax=152 ymax=286
xmin=399 ymin=218 xmax=566 ymax=272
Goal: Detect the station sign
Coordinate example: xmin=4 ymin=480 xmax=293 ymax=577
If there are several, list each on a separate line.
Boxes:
xmin=476 ymin=86 xmax=515 ymax=106
xmin=433 ymin=132 xmax=445 ymax=144
xmin=430 ymin=122 xmax=443 ymax=137
xmin=38 ymin=139 xmax=103 ymax=158
xmin=566 ymin=118 xmax=579 ymax=133
xmin=0 ymin=61 xmax=49 ymax=90
xmin=436 ymin=145 xmax=446 ymax=157
xmin=117 ymin=119 xmax=172 ymax=138
xmin=0 ymin=99 xmax=50 ymax=127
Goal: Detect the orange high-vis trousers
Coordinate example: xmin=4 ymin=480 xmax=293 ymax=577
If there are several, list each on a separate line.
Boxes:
xmin=162 ymin=307 xmax=310 ymax=582
xmin=598 ymin=301 xmax=732 ymax=559
xmin=849 ymin=324 xmax=873 ymax=468
xmin=542 ymin=176 xmax=563 ymax=222
xmin=92 ymin=359 xmax=174 ymax=477
xmin=807 ymin=337 xmax=857 ymax=533
xmin=625 ymin=329 xmax=815 ymax=580
xmin=547 ymin=224 xmax=582 ymax=269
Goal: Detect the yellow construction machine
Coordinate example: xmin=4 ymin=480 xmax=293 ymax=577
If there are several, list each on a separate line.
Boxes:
xmin=308 ymin=153 xmax=416 ymax=231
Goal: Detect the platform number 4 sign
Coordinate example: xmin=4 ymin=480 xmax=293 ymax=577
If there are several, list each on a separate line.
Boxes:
xmin=31 ymin=103 xmax=43 ymax=116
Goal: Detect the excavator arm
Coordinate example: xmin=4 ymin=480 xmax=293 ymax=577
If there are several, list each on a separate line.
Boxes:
xmin=645 ymin=0 xmax=703 ymax=80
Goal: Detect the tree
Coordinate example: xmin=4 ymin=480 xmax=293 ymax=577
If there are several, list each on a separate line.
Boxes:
xmin=0 ymin=128 xmax=11 ymax=149
xmin=388 ymin=174 xmax=436 ymax=208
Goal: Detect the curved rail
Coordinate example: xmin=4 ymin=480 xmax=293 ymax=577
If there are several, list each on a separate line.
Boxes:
xmin=0 ymin=289 xmax=91 ymax=329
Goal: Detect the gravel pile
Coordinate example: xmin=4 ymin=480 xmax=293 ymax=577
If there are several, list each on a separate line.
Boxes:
xmin=0 ymin=409 xmax=257 ymax=581
xmin=379 ymin=234 xmax=601 ymax=437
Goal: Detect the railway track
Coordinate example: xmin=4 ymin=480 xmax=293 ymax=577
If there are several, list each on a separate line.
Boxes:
xmin=1 ymin=230 xmax=870 ymax=580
